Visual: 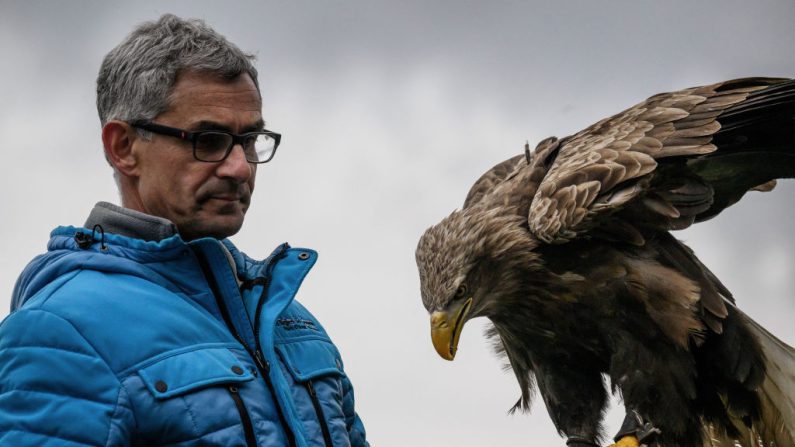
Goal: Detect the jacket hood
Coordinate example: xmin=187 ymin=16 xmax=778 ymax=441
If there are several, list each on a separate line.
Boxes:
xmin=11 ymin=225 xmax=286 ymax=312
xmin=11 ymin=226 xmax=191 ymax=311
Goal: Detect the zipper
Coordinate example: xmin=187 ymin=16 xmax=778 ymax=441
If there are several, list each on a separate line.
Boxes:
xmin=191 ymin=246 xmax=247 ymax=347
xmin=192 ymin=244 xmax=296 ymax=447
xmin=253 ymin=352 xmax=296 ymax=447
xmin=249 ymin=243 xmax=296 ymax=447
xmin=252 ymin=243 xmax=290 ymax=355
xmin=251 ymin=348 xmax=296 ymax=447
xmin=228 ymin=386 xmax=257 ymax=447
xmin=306 ymin=380 xmax=333 ymax=447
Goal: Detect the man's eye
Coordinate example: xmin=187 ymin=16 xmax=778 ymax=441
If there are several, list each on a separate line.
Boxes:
xmin=197 ymin=133 xmax=230 ymax=151
xmin=242 ymin=136 xmax=258 ymax=151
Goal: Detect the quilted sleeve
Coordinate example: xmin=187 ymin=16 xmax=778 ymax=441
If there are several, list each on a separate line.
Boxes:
xmin=0 ymin=308 xmax=134 ymax=446
xmin=341 ymin=374 xmax=368 ymax=447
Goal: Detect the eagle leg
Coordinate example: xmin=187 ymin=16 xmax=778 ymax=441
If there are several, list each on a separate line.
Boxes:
xmin=608 ymin=330 xmax=701 ymax=447
xmin=534 ymin=363 xmax=607 ymax=446
xmin=609 ymin=410 xmax=661 ymax=447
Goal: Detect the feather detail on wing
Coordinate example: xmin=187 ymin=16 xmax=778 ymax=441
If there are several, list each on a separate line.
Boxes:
xmin=464 ymin=153 xmax=526 ymax=209
xmin=464 ymin=137 xmax=563 ymax=211
xmin=526 ymin=77 xmax=795 ymax=244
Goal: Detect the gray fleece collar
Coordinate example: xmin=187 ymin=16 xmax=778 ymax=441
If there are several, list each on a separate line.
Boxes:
xmin=84 ymin=201 xmax=179 ymax=242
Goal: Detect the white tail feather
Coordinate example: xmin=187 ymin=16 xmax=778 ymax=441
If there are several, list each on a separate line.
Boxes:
xmin=699 ymin=311 xmax=795 ymax=447
xmin=742 ymin=310 xmax=795 ymax=446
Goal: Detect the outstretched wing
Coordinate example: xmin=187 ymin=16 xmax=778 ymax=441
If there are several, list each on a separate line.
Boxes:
xmin=527 ymin=77 xmax=795 ymax=244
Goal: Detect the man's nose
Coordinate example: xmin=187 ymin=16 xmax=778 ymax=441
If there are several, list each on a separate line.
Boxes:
xmin=216 ymin=144 xmax=253 ymax=182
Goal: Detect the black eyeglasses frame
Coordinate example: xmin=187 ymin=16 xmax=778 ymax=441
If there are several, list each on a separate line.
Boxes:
xmin=130 ymin=121 xmax=281 ymax=164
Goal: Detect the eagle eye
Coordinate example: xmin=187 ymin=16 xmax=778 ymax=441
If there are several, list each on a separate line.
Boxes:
xmin=454 ymin=284 xmax=468 ymax=299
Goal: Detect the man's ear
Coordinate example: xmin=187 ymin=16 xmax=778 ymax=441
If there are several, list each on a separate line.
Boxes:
xmin=102 ymin=121 xmax=140 ymax=177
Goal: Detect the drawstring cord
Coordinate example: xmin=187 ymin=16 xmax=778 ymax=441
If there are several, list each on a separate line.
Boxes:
xmin=74 ymin=224 xmax=107 ymax=251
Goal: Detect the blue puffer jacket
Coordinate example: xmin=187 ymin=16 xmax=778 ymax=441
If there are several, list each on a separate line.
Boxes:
xmin=0 ymin=226 xmax=368 ymax=446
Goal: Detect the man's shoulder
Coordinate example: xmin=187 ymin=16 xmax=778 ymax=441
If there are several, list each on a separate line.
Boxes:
xmin=19 ymin=267 xmax=165 ymax=315
xmin=4 ymin=267 xmax=235 ymax=373
xmin=276 ymin=300 xmax=330 ymax=340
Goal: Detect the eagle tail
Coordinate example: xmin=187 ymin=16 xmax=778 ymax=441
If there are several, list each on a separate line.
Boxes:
xmin=708 ymin=311 xmax=795 ymax=447
xmin=747 ymin=311 xmax=795 ymax=446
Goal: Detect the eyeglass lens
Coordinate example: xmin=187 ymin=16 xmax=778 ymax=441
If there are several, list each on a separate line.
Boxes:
xmin=194 ymin=132 xmax=276 ymax=163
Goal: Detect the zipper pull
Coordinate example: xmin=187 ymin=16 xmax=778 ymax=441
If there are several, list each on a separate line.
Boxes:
xmin=241 ymin=277 xmax=268 ymax=291
xmin=306 ymin=380 xmax=316 ymax=397
xmin=254 ymin=351 xmax=270 ymax=373
xmin=229 ymin=385 xmax=239 ymax=393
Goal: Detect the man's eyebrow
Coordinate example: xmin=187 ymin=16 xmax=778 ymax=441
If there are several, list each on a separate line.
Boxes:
xmin=190 ymin=119 xmax=266 ymax=133
xmin=243 ymin=119 xmax=266 ymax=133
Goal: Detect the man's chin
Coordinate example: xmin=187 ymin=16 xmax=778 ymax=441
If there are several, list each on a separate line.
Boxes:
xmin=178 ymin=214 xmax=246 ymax=241
xmin=207 ymin=197 xmax=248 ymax=213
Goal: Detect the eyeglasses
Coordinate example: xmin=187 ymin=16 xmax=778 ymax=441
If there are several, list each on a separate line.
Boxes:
xmin=131 ymin=122 xmax=281 ymax=163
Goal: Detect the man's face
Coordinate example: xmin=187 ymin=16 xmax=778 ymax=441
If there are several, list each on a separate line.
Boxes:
xmin=131 ymin=72 xmax=262 ymax=240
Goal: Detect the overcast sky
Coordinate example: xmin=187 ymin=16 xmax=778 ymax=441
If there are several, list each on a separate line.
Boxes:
xmin=1 ymin=1 xmax=793 ymax=445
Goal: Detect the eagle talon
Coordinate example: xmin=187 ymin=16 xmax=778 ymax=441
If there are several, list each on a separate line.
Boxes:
xmin=608 ymin=435 xmax=640 ymax=447
xmin=636 ymin=422 xmax=661 ymax=444
xmin=613 ymin=410 xmax=660 ymax=447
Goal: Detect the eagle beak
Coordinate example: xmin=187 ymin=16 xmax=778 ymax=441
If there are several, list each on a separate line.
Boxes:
xmin=430 ymin=297 xmax=473 ymax=361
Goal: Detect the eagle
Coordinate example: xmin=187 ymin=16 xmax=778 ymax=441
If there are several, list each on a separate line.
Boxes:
xmin=415 ymin=77 xmax=795 ymax=447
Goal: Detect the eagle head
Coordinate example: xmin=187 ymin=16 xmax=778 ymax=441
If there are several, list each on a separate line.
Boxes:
xmin=416 ymin=205 xmax=539 ymax=360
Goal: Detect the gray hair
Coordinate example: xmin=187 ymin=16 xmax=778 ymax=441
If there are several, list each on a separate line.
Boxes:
xmin=96 ymin=14 xmax=259 ymax=126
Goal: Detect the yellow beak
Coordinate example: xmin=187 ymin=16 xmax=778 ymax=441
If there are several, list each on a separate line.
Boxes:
xmin=430 ymin=297 xmax=473 ymax=361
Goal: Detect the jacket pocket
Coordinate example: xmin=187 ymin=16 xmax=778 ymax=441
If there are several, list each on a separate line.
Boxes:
xmin=276 ymin=340 xmax=345 ymax=382
xmin=139 ymin=347 xmax=255 ymax=399
xmin=277 ymin=340 xmax=346 ymax=447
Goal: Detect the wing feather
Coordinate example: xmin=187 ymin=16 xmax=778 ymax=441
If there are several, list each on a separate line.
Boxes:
xmin=465 ymin=137 xmax=563 ymax=212
xmin=464 ymin=153 xmax=525 ymax=209
xmin=527 ymin=77 xmax=794 ymax=243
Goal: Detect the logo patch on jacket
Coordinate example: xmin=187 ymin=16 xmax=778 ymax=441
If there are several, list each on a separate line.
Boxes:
xmin=276 ymin=317 xmax=319 ymax=332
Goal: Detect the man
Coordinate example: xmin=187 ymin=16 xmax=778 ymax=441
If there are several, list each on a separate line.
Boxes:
xmin=0 ymin=14 xmax=368 ymax=447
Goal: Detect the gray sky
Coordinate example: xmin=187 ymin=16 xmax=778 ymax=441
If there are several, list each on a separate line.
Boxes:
xmin=1 ymin=1 xmax=793 ymax=445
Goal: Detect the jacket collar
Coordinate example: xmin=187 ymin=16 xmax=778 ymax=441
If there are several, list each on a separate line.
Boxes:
xmin=84 ymin=201 xmax=178 ymax=242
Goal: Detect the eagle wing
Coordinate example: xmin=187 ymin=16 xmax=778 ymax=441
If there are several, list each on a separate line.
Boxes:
xmin=527 ymin=77 xmax=795 ymax=245
xmin=464 ymin=136 xmax=565 ymax=212
xmin=464 ymin=153 xmax=526 ymax=209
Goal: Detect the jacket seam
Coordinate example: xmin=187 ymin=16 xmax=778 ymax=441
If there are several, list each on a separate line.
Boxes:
xmin=117 ymin=381 xmax=140 ymax=443
xmin=21 ymin=307 xmax=117 ymax=376
xmin=118 ymin=342 xmax=242 ymax=377
xmin=14 ymin=269 xmax=80 ymax=311
xmin=0 ymin=388 xmax=112 ymax=407
xmin=21 ymin=300 xmax=123 ymax=447
xmin=180 ymin=394 xmax=201 ymax=439
xmin=0 ymin=429 xmax=102 ymax=446
xmin=0 ymin=345 xmax=98 ymax=359
xmin=103 ymin=384 xmax=124 ymax=447
xmin=132 ymin=421 xmax=246 ymax=445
